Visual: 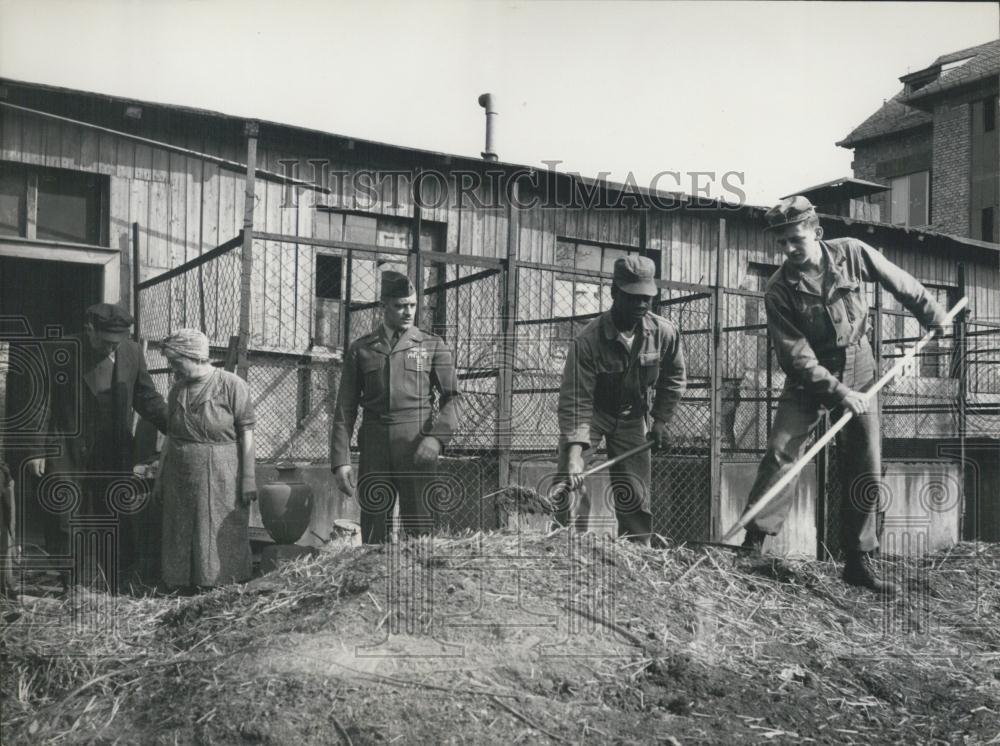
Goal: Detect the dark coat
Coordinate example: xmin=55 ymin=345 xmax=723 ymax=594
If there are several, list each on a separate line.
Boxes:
xmin=37 ymin=336 xmax=168 ymax=473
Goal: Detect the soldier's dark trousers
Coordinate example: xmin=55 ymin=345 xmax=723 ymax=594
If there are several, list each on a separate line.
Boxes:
xmin=357 ymin=419 xmax=435 ymax=544
xmin=743 ymin=339 xmax=880 ymax=552
xmin=556 ymin=409 xmax=652 ymax=542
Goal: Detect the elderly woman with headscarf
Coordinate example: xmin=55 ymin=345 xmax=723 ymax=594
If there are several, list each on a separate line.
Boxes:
xmin=158 ymin=329 xmax=257 ymax=589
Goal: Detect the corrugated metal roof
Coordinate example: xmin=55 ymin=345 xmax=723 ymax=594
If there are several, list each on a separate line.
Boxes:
xmin=783 ymin=177 xmax=889 ymax=202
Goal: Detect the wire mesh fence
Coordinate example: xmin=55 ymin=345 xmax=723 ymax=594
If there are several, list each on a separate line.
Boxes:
xmin=135 ymin=224 xmax=997 ymax=546
xmin=511 ymin=263 xmax=714 ymax=541
xmin=136 ymin=234 xmax=245 ymax=403
xmin=966 ymin=321 xmax=1000 ymax=439
xmin=879 ymin=308 xmax=958 ymax=439
xmin=719 ymin=289 xmax=781 ymax=458
xmin=652 ymin=290 xmax=712 ymax=542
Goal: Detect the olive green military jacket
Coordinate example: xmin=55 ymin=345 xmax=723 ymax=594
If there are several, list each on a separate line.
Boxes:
xmin=330 ymin=325 xmax=462 ymax=469
xmin=558 ymin=311 xmax=687 ymax=449
xmin=765 ymin=237 xmax=947 ymax=405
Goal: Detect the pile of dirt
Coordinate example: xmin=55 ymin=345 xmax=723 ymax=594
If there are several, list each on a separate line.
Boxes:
xmin=2 ymin=532 xmax=999 ymax=744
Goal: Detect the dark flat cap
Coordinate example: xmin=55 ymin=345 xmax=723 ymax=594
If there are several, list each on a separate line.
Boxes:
xmin=613 ymin=255 xmax=657 ymax=296
xmin=380 ymin=270 xmax=416 ymax=300
xmin=86 ymin=303 xmax=133 ymax=342
xmin=764 ymin=196 xmax=817 ymax=231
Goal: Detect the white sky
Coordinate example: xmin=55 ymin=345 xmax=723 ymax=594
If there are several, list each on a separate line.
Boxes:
xmin=1 ymin=0 xmax=997 ymax=205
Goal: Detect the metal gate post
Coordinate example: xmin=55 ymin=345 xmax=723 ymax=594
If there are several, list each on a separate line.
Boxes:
xmin=237 ymin=120 xmax=258 ymax=381
xmin=710 ymin=285 xmax=723 ymax=541
xmin=343 ymin=249 xmax=353 ymax=349
xmin=816 ymin=414 xmax=829 ymax=560
xmin=132 ymin=221 xmax=141 ymax=341
xmin=497 ymin=180 xmax=520 ymax=493
xmin=956 ymin=263 xmax=969 ymax=539
xmin=410 ymin=168 xmax=424 ymax=324
xmin=709 ymin=218 xmax=725 ymax=541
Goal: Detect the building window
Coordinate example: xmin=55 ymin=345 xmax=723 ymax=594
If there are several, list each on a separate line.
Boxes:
xmin=315 ymin=254 xmax=342 ymax=300
xmin=982 ymin=207 xmax=995 ymax=244
xmin=0 ymin=162 xmax=107 ymax=245
xmin=985 ymin=96 xmax=997 ymax=133
xmin=0 ymin=168 xmax=26 ymax=237
xmin=550 ymin=238 xmax=657 ymax=354
xmin=553 ymin=237 xmax=657 ymax=316
xmin=312 ymin=209 xmax=445 ymax=303
xmin=890 ymin=171 xmax=929 ymax=227
xmin=741 ymin=262 xmax=778 ymax=334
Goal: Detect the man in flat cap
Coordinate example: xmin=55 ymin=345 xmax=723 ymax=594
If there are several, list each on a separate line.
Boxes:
xmin=25 ymin=303 xmax=168 ymax=589
xmin=738 ymin=196 xmax=948 ymax=593
xmin=331 ymin=270 xmax=462 ymax=544
xmin=556 ymin=255 xmax=687 ymax=545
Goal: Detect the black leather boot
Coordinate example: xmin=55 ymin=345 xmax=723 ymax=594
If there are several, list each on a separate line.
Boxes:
xmin=741 ymin=526 xmax=767 ymax=554
xmin=843 ymin=551 xmax=897 ymax=595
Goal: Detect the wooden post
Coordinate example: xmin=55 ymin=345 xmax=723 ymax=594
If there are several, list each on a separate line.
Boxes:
xmin=956 ymin=263 xmax=969 ymax=539
xmin=132 ymin=221 xmax=141 ymax=341
xmin=709 ymin=217 xmax=725 ymax=540
xmin=816 ymin=415 xmax=829 ymax=559
xmin=410 ymin=168 xmax=424 ymax=325
xmin=873 ymin=280 xmax=883 ymax=372
xmin=497 ymin=179 xmax=520 ymax=493
xmin=237 ymin=121 xmax=258 ymax=381
xmin=342 ymin=249 xmax=353 ymax=349
xmin=765 ymin=335 xmax=773 ymax=437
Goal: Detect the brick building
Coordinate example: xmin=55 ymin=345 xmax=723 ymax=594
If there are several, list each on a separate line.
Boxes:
xmin=838 ymin=39 xmax=1000 ymax=242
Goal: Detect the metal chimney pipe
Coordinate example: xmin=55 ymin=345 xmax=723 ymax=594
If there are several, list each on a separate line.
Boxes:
xmin=478 ymin=93 xmax=498 ymax=161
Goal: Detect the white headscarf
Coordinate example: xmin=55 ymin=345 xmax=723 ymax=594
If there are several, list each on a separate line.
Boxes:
xmin=162 ymin=328 xmax=210 ymax=362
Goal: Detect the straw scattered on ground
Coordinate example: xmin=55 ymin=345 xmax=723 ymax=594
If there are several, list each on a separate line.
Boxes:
xmin=2 ymin=532 xmax=999 ymax=745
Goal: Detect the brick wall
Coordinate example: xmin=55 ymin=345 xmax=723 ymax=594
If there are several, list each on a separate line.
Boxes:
xmin=931 ymin=101 xmax=972 ymax=235
xmin=850 ymin=126 xmax=932 ymax=224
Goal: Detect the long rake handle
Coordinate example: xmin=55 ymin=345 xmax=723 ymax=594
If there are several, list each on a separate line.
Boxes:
xmin=551 ymin=439 xmax=656 ymax=496
xmin=721 ymin=296 xmax=969 ymax=543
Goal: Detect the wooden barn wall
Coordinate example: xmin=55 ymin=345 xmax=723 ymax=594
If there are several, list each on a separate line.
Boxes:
xmin=3 ymin=103 xmax=998 ymax=354
xmin=719 ymin=215 xmax=784 ymax=289
xmin=825 ymin=224 xmax=1000 ymax=321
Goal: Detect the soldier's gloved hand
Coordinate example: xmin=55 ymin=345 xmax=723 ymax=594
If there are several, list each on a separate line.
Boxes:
xmin=565 ymin=445 xmax=586 ymax=492
xmin=414 ymin=436 xmax=442 ymax=466
xmin=25 ymin=458 xmax=46 ymax=477
xmin=334 ymin=465 xmax=356 ymax=497
xmin=647 ymin=419 xmax=668 ymax=450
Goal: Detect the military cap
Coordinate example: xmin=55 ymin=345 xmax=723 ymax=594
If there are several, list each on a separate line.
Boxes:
xmin=613 ymin=255 xmax=657 ymax=296
xmin=85 ymin=302 xmax=133 ymax=342
xmin=380 ymin=270 xmax=416 ymax=299
xmin=764 ymin=195 xmax=817 ymax=231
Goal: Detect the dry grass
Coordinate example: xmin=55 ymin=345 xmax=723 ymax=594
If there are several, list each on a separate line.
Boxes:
xmin=2 ymin=532 xmax=998 ymax=745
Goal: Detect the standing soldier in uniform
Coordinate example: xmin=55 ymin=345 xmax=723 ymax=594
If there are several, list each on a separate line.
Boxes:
xmin=739 ymin=196 xmax=947 ymax=594
xmin=557 ymin=256 xmax=687 ymax=546
xmin=331 ymin=271 xmax=462 ymax=544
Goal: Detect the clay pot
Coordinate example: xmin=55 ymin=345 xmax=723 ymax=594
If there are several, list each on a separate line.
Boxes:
xmin=259 ymin=463 xmax=314 ymax=545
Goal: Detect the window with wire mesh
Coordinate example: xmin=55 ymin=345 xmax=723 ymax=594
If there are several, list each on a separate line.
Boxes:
xmin=718 ymin=288 xmax=781 ymax=455
xmin=879 ymin=293 xmax=959 ymax=439
xmin=312 ymin=209 xmax=446 ymax=345
xmin=421 ymin=260 xmax=501 ymax=453
xmin=881 ymin=283 xmax=956 ymax=379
